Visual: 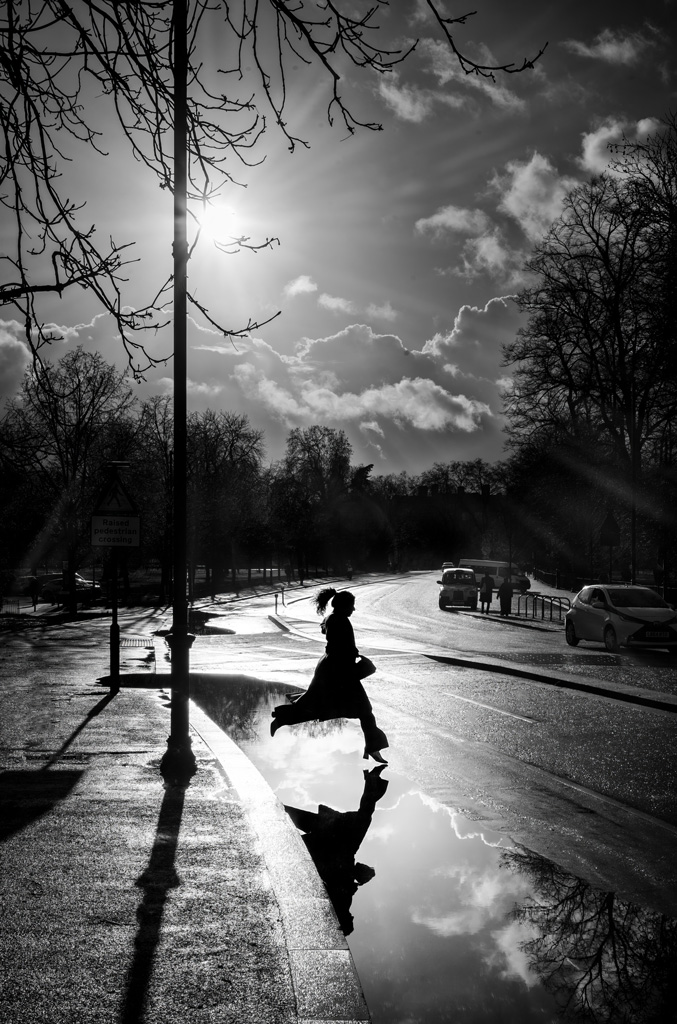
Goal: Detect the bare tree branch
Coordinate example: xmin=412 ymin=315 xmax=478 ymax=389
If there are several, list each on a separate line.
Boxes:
xmin=1 ymin=1 xmax=546 ymax=377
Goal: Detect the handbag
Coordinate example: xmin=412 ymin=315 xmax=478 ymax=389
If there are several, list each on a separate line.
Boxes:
xmin=356 ymin=655 xmax=376 ymax=679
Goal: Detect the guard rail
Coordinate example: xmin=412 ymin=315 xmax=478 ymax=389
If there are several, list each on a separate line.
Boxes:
xmin=517 ymin=591 xmax=571 ymax=622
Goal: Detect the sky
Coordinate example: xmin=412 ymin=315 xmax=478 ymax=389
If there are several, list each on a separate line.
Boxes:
xmin=1 ymin=0 xmax=675 ymax=476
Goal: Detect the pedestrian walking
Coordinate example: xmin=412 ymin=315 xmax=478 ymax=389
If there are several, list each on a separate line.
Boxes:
xmin=479 ymin=572 xmax=494 ymax=614
xmin=270 ymin=587 xmax=389 ymax=763
xmin=497 ymin=577 xmax=514 ymax=617
xmin=28 ymin=576 xmax=40 ymax=611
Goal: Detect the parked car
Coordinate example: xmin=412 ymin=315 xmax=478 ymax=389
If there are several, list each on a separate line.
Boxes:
xmin=437 ymin=568 xmax=478 ymax=611
xmin=565 ymin=584 xmax=677 ymax=652
xmin=457 ymin=558 xmax=531 ymax=594
xmin=41 ymin=573 xmax=102 ymax=604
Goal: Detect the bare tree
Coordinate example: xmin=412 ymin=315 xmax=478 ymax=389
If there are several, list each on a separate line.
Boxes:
xmin=186 ymin=408 xmax=265 ymax=589
xmin=1 ymin=1 xmax=546 ymax=373
xmin=0 ymin=346 xmax=137 ymax=607
xmin=504 ymin=125 xmax=677 ymax=576
xmin=505 ymin=846 xmax=677 ymax=1024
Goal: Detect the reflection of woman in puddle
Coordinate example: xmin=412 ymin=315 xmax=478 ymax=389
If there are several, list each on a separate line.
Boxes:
xmin=285 ymin=766 xmax=388 ymax=935
xmin=270 ymin=588 xmax=389 ymax=763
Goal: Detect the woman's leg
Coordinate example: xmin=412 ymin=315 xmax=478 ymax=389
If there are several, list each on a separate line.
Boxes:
xmin=360 ymin=709 xmax=388 ymax=760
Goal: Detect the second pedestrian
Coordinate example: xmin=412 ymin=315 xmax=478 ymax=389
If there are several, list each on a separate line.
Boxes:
xmin=497 ymin=576 xmax=514 ymax=617
xmin=479 ymin=571 xmax=494 ymax=614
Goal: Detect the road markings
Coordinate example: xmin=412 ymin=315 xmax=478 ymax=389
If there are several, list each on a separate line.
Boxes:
xmin=442 ymin=691 xmax=535 ymax=723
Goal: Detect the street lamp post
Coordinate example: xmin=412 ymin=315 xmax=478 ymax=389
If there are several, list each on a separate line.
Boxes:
xmin=160 ymin=0 xmax=196 ymax=783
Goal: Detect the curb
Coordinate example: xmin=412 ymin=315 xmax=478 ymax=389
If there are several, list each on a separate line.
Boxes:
xmin=189 ymin=700 xmax=370 ymax=1023
xmin=423 ymin=652 xmax=677 ymax=714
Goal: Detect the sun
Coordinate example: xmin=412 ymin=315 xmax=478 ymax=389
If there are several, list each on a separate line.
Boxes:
xmin=196 ymin=202 xmax=244 ymax=246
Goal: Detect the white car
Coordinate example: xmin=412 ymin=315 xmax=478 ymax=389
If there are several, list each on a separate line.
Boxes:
xmin=437 ymin=568 xmax=478 ymax=611
xmin=565 ymin=584 xmax=677 ymax=652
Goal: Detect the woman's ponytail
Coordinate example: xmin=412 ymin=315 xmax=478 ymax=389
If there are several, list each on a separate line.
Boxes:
xmin=315 ymin=588 xmax=337 ymax=614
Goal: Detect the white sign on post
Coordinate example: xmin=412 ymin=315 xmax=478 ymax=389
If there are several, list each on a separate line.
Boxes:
xmin=91 ymin=515 xmax=140 ymax=547
xmin=91 ymin=470 xmax=140 ymax=547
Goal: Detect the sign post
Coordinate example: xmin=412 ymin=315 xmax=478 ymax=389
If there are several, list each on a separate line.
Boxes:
xmin=92 ymin=463 xmax=139 ymax=688
xmin=599 ymin=511 xmax=621 ymax=583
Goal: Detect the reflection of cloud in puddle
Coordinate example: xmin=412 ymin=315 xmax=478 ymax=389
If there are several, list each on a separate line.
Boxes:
xmin=366 ymin=819 xmax=397 ymax=843
xmin=382 ymin=787 xmax=512 ymax=850
xmin=262 ymin=719 xmax=367 ymax=808
xmin=413 ymin=905 xmax=488 ymax=938
xmin=418 ymin=790 xmax=513 ymax=849
xmin=489 ymin=919 xmax=540 ymax=988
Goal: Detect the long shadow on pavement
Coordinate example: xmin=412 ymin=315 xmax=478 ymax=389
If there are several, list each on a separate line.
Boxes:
xmin=0 ymin=768 xmax=84 ymax=841
xmin=0 ymin=692 xmax=117 ymax=841
xmin=121 ymin=783 xmax=185 ymax=1024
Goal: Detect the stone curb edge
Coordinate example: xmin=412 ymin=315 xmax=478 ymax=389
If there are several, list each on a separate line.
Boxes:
xmin=186 ymin=696 xmax=371 ymax=1024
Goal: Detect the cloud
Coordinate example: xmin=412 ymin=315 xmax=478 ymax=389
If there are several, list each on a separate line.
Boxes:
xmin=457 ymin=230 xmax=527 ymax=285
xmin=378 ymin=77 xmax=435 ymax=123
xmin=183 ymin=320 xmax=510 ymax=470
xmin=578 ymin=117 xmax=661 ymax=175
xmin=283 ymin=274 xmax=318 ymax=297
xmin=415 ymin=205 xmax=492 ymax=240
xmin=491 ymin=153 xmax=579 ymax=242
xmin=21 ymin=302 xmax=515 ymax=473
xmin=318 ymin=293 xmax=356 ymax=314
xmin=239 ymin=368 xmax=490 ymax=433
xmin=0 ymin=321 xmax=31 ymax=403
xmin=423 ymin=296 xmax=524 ymax=387
xmin=416 ymin=154 xmax=577 ymax=282
xmin=365 ymin=301 xmax=398 ymax=322
xmin=563 ymin=28 xmax=655 ymax=65
xmin=415 ymin=203 xmax=528 ymax=286
xmin=187 ymin=379 xmax=224 ymax=397
xmin=359 ymin=420 xmax=384 ymax=437
xmin=421 ymin=39 xmax=526 ymax=113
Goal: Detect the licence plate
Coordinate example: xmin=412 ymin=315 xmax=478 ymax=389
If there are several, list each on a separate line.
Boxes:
xmin=645 ymin=631 xmax=670 ymax=639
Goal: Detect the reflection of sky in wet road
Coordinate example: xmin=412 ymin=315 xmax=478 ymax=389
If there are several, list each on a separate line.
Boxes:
xmin=191 ymin=676 xmax=677 ymax=1024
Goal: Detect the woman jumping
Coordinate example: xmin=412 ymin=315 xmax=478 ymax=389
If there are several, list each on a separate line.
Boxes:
xmin=270 ymin=588 xmax=389 ymax=764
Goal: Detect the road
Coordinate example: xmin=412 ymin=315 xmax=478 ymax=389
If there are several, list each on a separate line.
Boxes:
xmin=246 ymin=572 xmax=677 ymax=917
xmin=4 ymin=573 xmax=677 ymax=919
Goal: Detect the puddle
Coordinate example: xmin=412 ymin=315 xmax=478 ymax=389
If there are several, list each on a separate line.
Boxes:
xmin=187 ymin=610 xmax=235 ymax=635
xmin=191 ymin=677 xmax=677 ymax=1024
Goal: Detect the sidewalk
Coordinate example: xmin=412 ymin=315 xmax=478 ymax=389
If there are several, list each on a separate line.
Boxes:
xmin=0 ymin=623 xmax=370 ymax=1023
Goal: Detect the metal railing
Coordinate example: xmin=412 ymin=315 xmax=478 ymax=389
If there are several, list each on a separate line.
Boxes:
xmin=517 ymin=591 xmax=571 ymax=621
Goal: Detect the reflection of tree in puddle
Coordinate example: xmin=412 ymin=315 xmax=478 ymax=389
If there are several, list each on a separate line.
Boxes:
xmin=191 ymin=677 xmax=298 ymax=742
xmin=503 ymin=847 xmax=677 ymax=1023
xmin=192 ymin=676 xmax=359 ymax=744
xmin=285 ymin=766 xmax=389 ymax=935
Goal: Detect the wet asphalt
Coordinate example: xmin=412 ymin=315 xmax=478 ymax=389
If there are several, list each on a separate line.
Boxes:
xmin=3 ymin=577 xmax=677 ymax=1023
xmin=0 ymin=603 xmax=369 ymax=1024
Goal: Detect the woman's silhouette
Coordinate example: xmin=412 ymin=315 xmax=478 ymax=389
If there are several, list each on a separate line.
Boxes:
xmin=270 ymin=588 xmax=389 ymax=763
xmin=284 ymin=765 xmax=389 ymax=935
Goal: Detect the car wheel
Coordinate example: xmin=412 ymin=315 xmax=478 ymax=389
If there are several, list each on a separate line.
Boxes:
xmin=438 ymin=599 xmax=447 ymax=610
xmin=603 ymin=625 xmax=619 ymax=652
xmin=565 ymin=620 xmax=579 ymax=646
xmin=469 ymin=601 xmax=477 ymax=611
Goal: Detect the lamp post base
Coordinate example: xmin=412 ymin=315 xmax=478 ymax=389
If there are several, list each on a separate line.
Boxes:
xmin=160 ymin=734 xmax=197 ymax=785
